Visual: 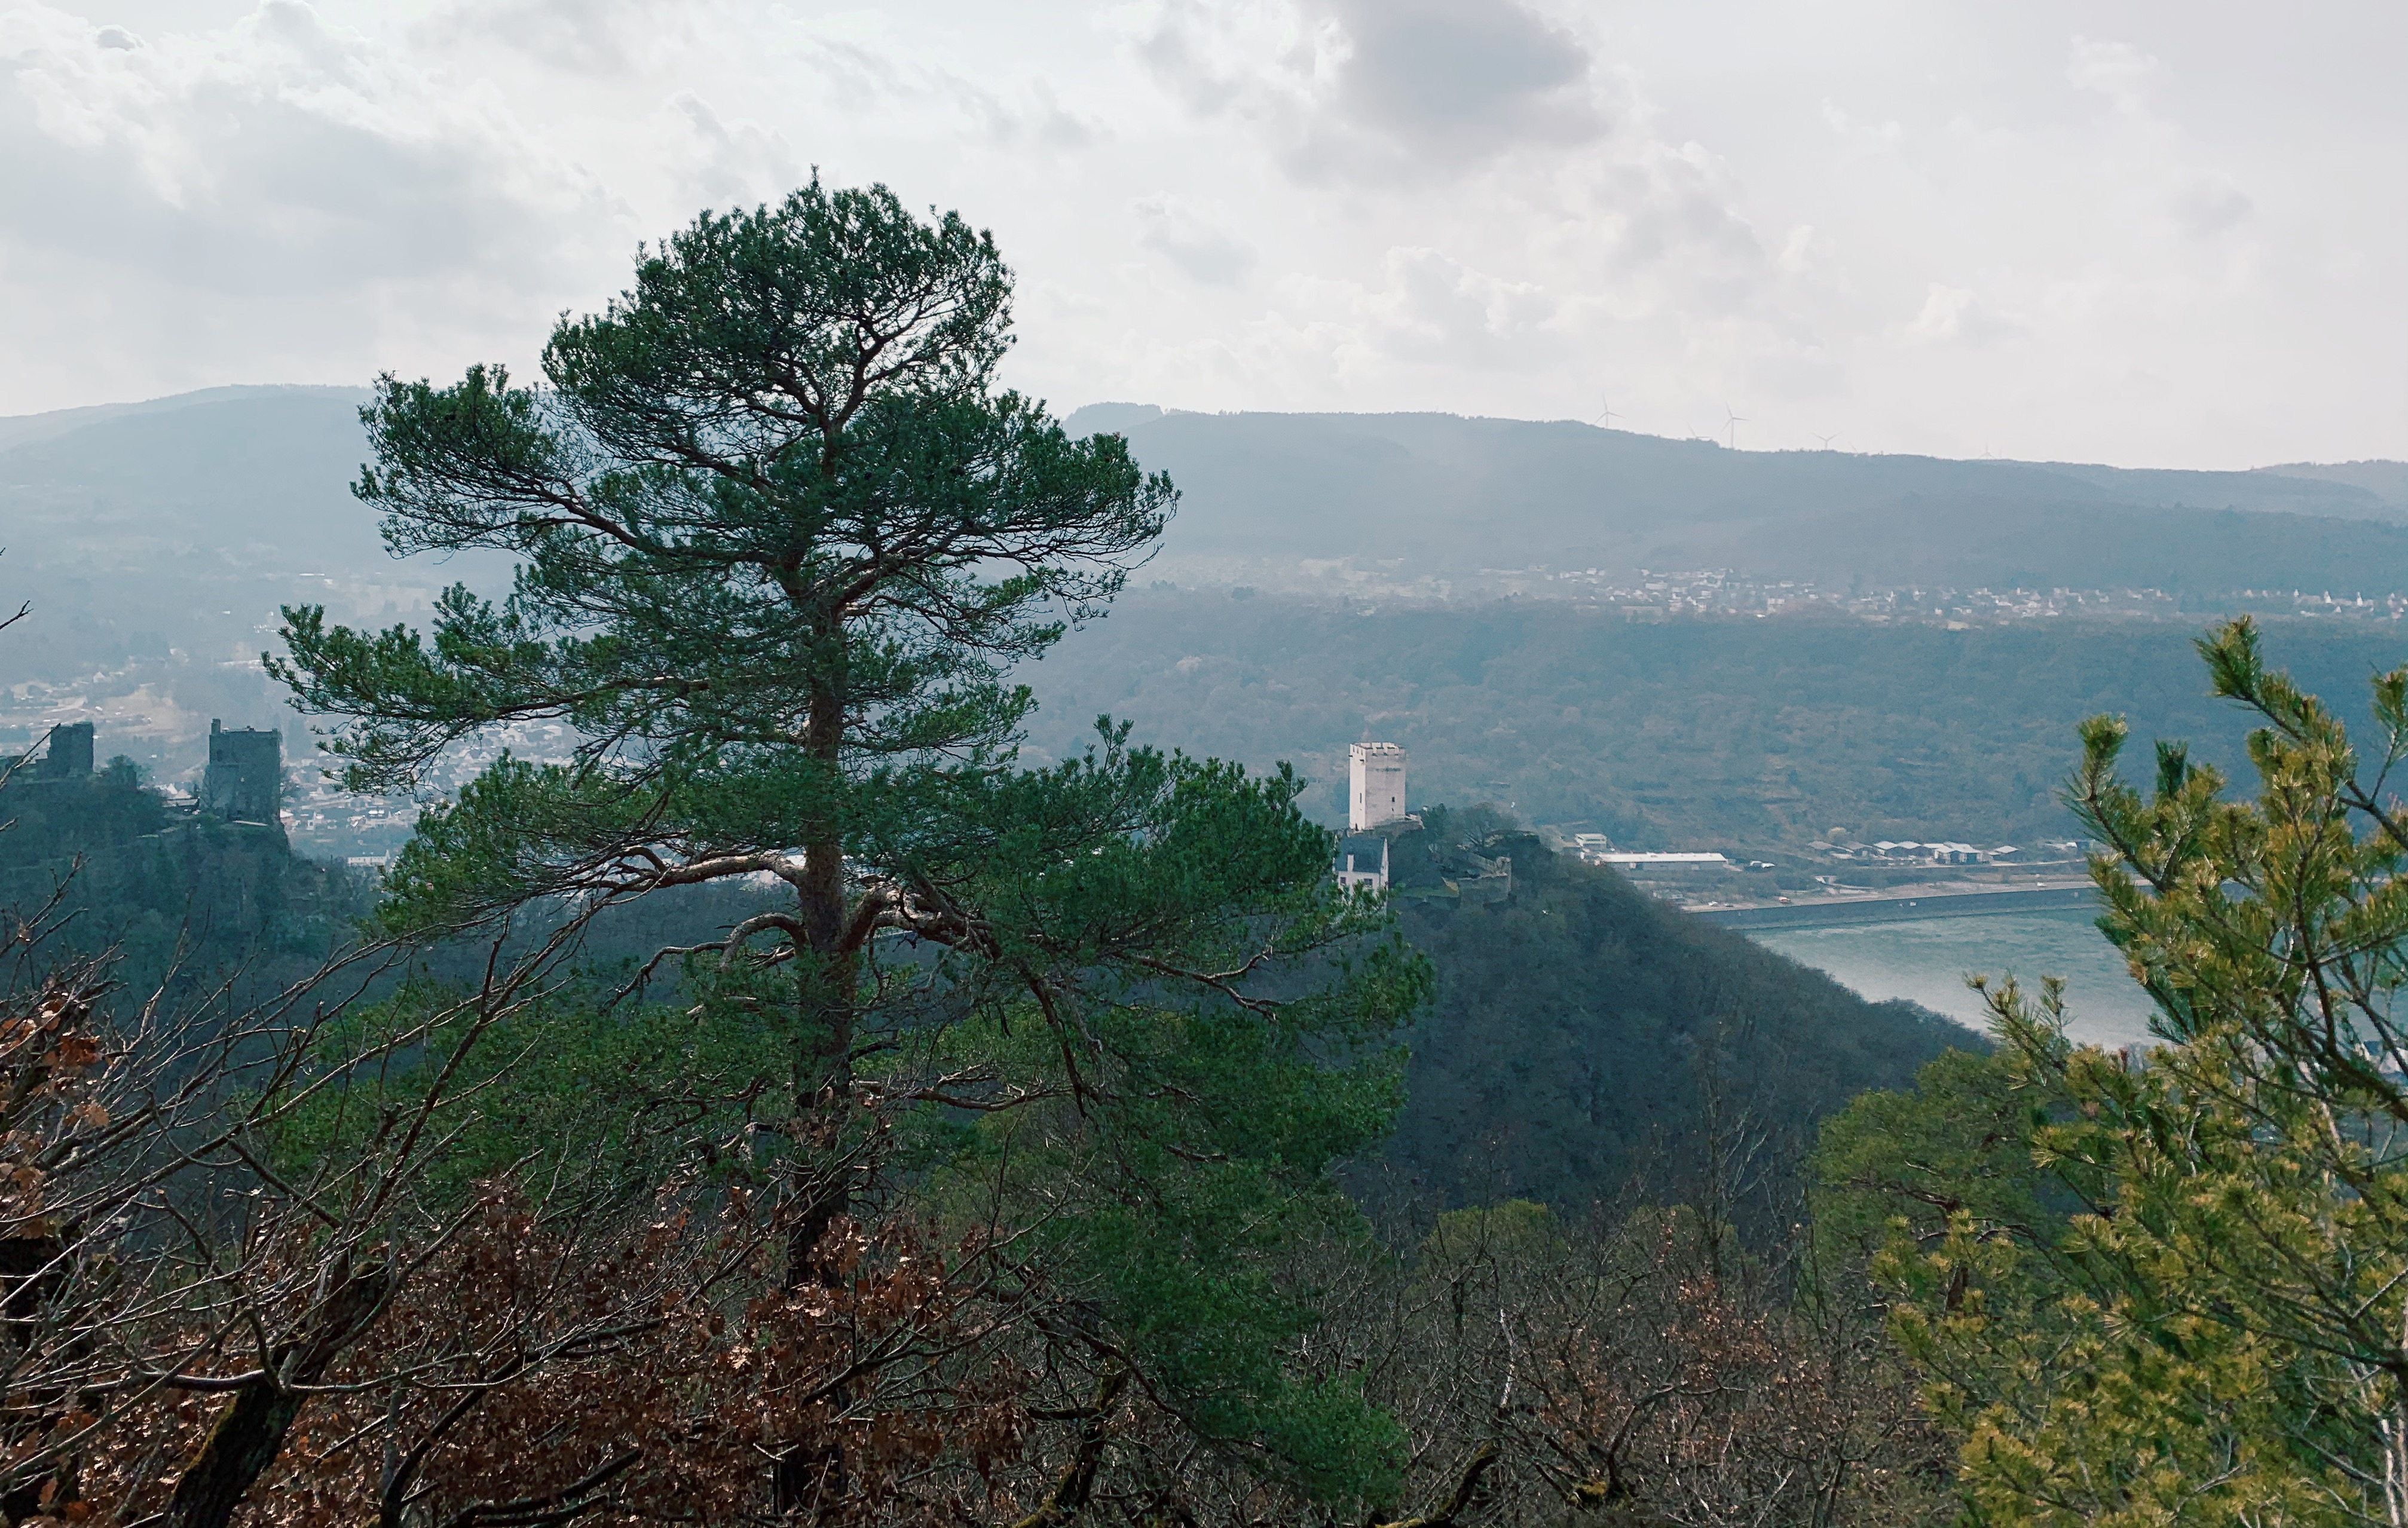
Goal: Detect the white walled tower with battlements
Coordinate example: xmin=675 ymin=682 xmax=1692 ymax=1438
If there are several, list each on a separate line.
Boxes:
xmin=1348 ymin=742 xmax=1407 ymax=830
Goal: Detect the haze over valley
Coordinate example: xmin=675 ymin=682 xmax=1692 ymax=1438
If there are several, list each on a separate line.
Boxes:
xmin=8 ymin=4 xmax=2408 ymax=1521
xmin=11 ymin=384 xmax=2408 ymax=867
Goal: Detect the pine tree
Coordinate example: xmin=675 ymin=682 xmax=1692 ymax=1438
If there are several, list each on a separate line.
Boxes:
xmin=274 ymin=180 xmax=1427 ymax=1508
xmin=1821 ymin=617 xmax=2408 ymax=1526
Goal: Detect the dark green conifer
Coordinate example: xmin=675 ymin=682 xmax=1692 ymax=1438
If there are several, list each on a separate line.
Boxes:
xmin=273 ymin=180 xmax=1425 ymax=1505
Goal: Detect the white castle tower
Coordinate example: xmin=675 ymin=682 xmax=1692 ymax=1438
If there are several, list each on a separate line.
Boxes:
xmin=1349 ymin=742 xmax=1407 ymax=830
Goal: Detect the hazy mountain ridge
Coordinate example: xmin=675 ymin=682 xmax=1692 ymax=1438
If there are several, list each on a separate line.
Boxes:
xmin=0 ymin=387 xmax=509 ymax=789
xmin=1063 ymin=403 xmax=2408 ymax=589
xmin=0 ymin=384 xmax=369 ymax=455
xmin=6 ymin=386 xmax=2406 ymax=813
xmin=2253 ymin=458 xmax=2408 ymax=506
xmin=3 ymin=386 xmax=382 ymax=567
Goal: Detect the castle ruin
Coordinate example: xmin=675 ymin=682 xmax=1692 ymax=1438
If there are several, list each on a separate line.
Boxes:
xmin=202 ymin=719 xmax=283 ymax=825
xmin=33 ymin=721 xmax=94 ymax=779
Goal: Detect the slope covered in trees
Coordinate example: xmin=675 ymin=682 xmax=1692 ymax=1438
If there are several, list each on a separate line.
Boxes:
xmin=6 ymin=384 xmax=2408 ymax=791
xmin=1376 ymin=813 xmax=1973 ymax=1220
xmin=4 ymin=722 xmax=1979 ymax=1230
xmin=0 ymin=754 xmax=371 ymax=1002
xmin=1022 ymin=592 xmax=2408 ymax=849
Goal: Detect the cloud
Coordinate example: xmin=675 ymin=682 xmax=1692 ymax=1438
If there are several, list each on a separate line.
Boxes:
xmin=2170 ymin=173 xmax=2253 ymax=238
xmin=1364 ymin=246 xmax=1559 ymax=366
xmin=798 ymin=37 xmax=909 ymax=111
xmin=0 ymin=2 xmax=629 ymax=404
xmin=414 ymin=0 xmax=661 ymax=75
xmin=1819 ymin=99 xmax=1902 ymax=154
xmin=1581 ymin=140 xmax=1767 ymax=290
xmin=945 ymin=75 xmax=1098 ymax=149
xmin=1904 ymin=284 xmax=2025 ymax=348
xmin=1138 ymin=0 xmax=1607 ymax=182
xmin=0 ymin=4 xmax=622 ymax=292
xmin=1135 ymin=196 xmax=1256 ymax=286
xmin=789 ymin=36 xmax=1097 ymax=152
xmin=1315 ymin=0 xmax=1598 ymax=160
xmin=1257 ymin=246 xmax=1560 ymax=374
xmin=665 ymin=91 xmax=801 ymax=209
xmin=2066 ymin=36 xmax=2159 ymax=117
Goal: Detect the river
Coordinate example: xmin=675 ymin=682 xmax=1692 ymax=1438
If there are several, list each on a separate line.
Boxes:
xmin=1751 ymin=908 xmax=2161 ymax=1050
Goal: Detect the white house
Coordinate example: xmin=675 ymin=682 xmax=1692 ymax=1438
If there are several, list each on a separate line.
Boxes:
xmin=1336 ymin=833 xmax=1390 ymax=893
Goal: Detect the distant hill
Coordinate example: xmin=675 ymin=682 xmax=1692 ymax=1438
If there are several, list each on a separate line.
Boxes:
xmin=1065 ymin=403 xmax=2408 ymax=593
xmin=0 ymin=384 xmax=516 ymax=638
xmin=1018 ymin=590 xmax=2408 ymax=848
xmin=2254 ymin=459 xmax=2408 ymax=510
xmin=4 ymin=385 xmax=2404 ymax=795
xmin=0 ymin=386 xmax=510 ymax=780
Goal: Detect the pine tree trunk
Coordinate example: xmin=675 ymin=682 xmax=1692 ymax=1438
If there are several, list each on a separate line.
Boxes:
xmin=775 ymin=677 xmax=860 ymax=1519
xmin=2386 ymin=1378 xmax=2408 ymax=1528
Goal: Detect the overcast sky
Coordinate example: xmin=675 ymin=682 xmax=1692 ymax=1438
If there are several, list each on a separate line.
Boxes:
xmin=2 ymin=0 xmax=2402 ymax=468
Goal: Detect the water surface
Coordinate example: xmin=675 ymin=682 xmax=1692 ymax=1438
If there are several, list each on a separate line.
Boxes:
xmin=1752 ymin=909 xmax=2160 ymax=1050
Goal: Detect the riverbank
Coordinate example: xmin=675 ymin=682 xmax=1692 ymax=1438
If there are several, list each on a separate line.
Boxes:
xmin=1688 ymin=878 xmax=2099 ymax=930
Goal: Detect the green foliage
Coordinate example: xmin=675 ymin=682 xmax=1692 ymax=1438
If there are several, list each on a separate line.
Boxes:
xmin=1023 ymin=591 xmax=2408 ymax=851
xmin=262 ymin=180 xmax=1445 ymax=1502
xmin=0 ymin=760 xmax=164 ymax=866
xmin=306 ymin=737 xmax=1429 ymax=1499
xmin=1417 ymin=1198 xmax=1568 ymax=1275
xmin=274 ymin=178 xmax=1168 ymax=825
xmin=1855 ymin=1000 xmax=2379 ymax=1525
xmin=1811 ymin=1032 xmax=2065 ymax=1272
xmin=1820 ymin=618 xmax=2408 ymax=1524
xmin=1020 ymin=1149 xmax=1408 ymax=1502
xmin=366 ymin=754 xmax=659 ymax=938
xmin=268 ymin=977 xmax=773 ymax=1206
xmin=883 ymin=739 xmax=1426 ymax=1500
xmin=1379 ymin=825 xmax=1974 ymax=1222
xmin=0 ymin=765 xmax=371 ymax=1008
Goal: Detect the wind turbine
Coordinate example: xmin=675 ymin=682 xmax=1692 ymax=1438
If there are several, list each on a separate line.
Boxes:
xmin=1722 ymin=400 xmax=1748 ymax=452
xmin=1813 ymin=431 xmax=1840 ymax=451
xmin=1590 ymin=396 xmax=1623 ymax=430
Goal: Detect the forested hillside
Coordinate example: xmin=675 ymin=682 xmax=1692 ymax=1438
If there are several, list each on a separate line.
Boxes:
xmin=8 ymin=387 xmax=2408 ymax=806
xmin=6 ymin=728 xmax=1963 ymax=1230
xmin=0 ymin=755 xmax=371 ymax=1002
xmin=1373 ymin=816 xmax=1972 ymax=1220
xmin=1023 ymin=592 xmax=2408 ymax=848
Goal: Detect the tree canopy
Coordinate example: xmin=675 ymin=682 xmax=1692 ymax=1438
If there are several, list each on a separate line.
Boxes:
xmin=1820 ymin=617 xmax=2408 ymax=1526
xmin=268 ymin=182 xmax=1427 ymax=1511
